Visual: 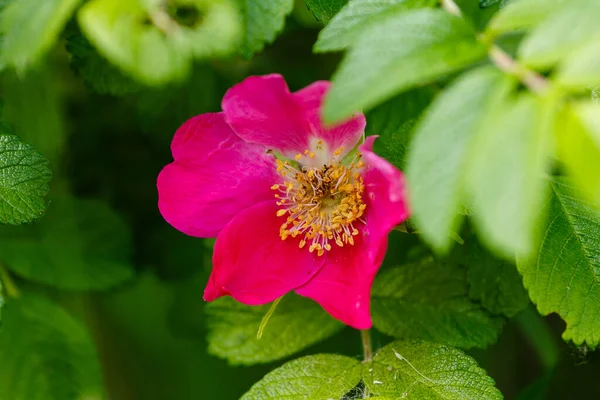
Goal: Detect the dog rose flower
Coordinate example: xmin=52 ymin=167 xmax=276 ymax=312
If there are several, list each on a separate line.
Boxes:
xmin=157 ymin=74 xmax=409 ymax=329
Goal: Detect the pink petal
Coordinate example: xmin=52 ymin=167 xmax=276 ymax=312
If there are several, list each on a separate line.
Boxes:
xmin=295 ymin=81 xmax=366 ymax=160
xmin=295 ymin=226 xmax=388 ymax=329
xmin=222 ymin=74 xmax=365 ymax=160
xmin=205 ymin=201 xmax=326 ymax=305
xmin=360 ymin=136 xmax=410 ymax=241
xmin=157 ymin=113 xmax=279 ymax=237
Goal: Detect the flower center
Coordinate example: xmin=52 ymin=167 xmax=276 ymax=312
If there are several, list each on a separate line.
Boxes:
xmin=271 ymin=148 xmax=366 ymax=256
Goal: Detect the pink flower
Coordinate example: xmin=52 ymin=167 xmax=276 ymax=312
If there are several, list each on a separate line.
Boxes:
xmin=157 ymin=74 xmax=409 ymax=329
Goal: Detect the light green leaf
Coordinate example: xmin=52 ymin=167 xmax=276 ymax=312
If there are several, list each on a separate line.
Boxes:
xmin=487 ymin=0 xmax=568 ymax=35
xmin=555 ymin=102 xmax=600 ymax=206
xmin=467 ymin=240 xmax=529 ymax=317
xmin=518 ymin=0 xmax=600 ymax=69
xmin=206 ymin=294 xmax=344 ymax=365
xmin=324 ymin=7 xmax=486 ymax=124
xmin=364 ymin=339 xmax=502 ymax=399
xmin=0 ymin=0 xmax=81 ymax=70
xmin=557 ymin=41 xmax=600 ymax=90
xmin=371 ymin=258 xmax=504 ymax=349
xmin=365 ymin=87 xmax=435 ymax=169
xmin=241 ymin=354 xmax=361 ymax=399
xmin=304 ymin=0 xmax=347 ymax=23
xmin=66 ymin=33 xmax=142 ymax=95
xmin=0 ymin=132 xmax=51 ymax=225
xmin=406 ymin=67 xmax=511 ymax=252
xmin=518 ymin=179 xmax=600 ymax=347
xmin=239 ymin=0 xmax=294 ymax=57
xmin=78 ymin=0 xmax=240 ymax=85
xmin=0 ymin=197 xmax=134 ymax=290
xmin=0 ymin=295 xmax=103 ymax=400
xmin=466 ymin=94 xmax=553 ymax=259
xmin=314 ymin=0 xmax=435 ymax=53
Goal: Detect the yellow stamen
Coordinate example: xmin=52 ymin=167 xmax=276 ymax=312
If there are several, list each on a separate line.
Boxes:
xmin=270 ymin=148 xmax=366 ymax=256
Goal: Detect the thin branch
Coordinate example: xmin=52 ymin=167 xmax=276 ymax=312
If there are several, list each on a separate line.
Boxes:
xmin=489 ymin=45 xmax=549 ymax=93
xmin=440 ymin=0 xmax=550 ymax=93
xmin=440 ymin=0 xmax=462 ymax=16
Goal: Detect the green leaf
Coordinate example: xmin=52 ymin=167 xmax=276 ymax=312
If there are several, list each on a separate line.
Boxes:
xmin=0 ymin=295 xmax=103 ymax=400
xmin=487 ymin=0 xmax=568 ymax=35
xmin=0 ymin=0 xmax=81 ymax=70
xmin=406 ymin=67 xmax=511 ymax=252
xmin=467 ymin=240 xmax=530 ymax=317
xmin=466 ymin=94 xmax=553 ymax=258
xmin=518 ymin=179 xmax=600 ymax=347
xmin=239 ymin=0 xmax=294 ymax=57
xmin=241 ymin=354 xmax=361 ymax=399
xmin=66 ymin=33 xmax=142 ymax=95
xmin=314 ymin=0 xmax=436 ymax=53
xmin=0 ymin=132 xmax=51 ymax=225
xmin=555 ymin=102 xmax=600 ymax=206
xmin=304 ymin=0 xmax=347 ymax=23
xmin=365 ymin=87 xmax=435 ymax=170
xmin=371 ymin=257 xmax=504 ymax=349
xmin=518 ymin=0 xmax=600 ymax=69
xmin=324 ymin=7 xmax=486 ymax=123
xmin=0 ymin=197 xmax=134 ymax=290
xmin=2 ymin=67 xmax=67 ymax=164
xmin=557 ymin=40 xmax=600 ymax=90
xmin=206 ymin=294 xmax=344 ymax=365
xmin=364 ymin=339 xmax=502 ymax=399
xmin=78 ymin=0 xmax=240 ymax=85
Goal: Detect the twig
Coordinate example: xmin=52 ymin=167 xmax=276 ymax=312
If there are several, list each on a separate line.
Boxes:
xmin=488 ymin=45 xmax=549 ymax=93
xmin=440 ymin=0 xmax=550 ymax=93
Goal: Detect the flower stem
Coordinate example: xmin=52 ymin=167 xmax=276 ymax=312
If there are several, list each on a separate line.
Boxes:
xmin=0 ymin=263 xmax=20 ymax=298
xmin=361 ymin=329 xmax=373 ymax=362
xmin=256 ymin=297 xmax=283 ymax=339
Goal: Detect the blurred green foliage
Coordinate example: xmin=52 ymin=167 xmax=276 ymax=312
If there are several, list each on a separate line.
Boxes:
xmin=0 ymin=0 xmax=600 ymax=399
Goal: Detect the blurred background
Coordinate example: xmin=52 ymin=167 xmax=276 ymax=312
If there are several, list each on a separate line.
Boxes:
xmin=0 ymin=0 xmax=599 ymax=399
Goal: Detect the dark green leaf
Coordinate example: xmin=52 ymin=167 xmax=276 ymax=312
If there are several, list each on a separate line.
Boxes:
xmin=0 ymin=295 xmax=103 ymax=400
xmin=324 ymin=7 xmax=486 ymax=124
xmin=2 ymin=67 xmax=67 ymax=164
xmin=304 ymin=0 xmax=347 ymax=23
xmin=466 ymin=94 xmax=553 ymax=258
xmin=314 ymin=0 xmax=436 ymax=53
xmin=371 ymin=257 xmax=504 ymax=349
xmin=239 ymin=0 xmax=294 ymax=57
xmin=0 ymin=0 xmax=81 ymax=70
xmin=0 ymin=197 xmax=134 ymax=290
xmin=364 ymin=339 xmax=503 ymax=399
xmin=366 ymin=87 xmax=435 ymax=170
xmin=518 ymin=179 xmax=600 ymax=347
xmin=241 ymin=354 xmax=361 ymax=399
xmin=66 ymin=33 xmax=141 ymax=95
xmin=206 ymin=294 xmax=344 ymax=365
xmin=406 ymin=67 xmax=511 ymax=252
xmin=467 ymin=240 xmax=529 ymax=317
xmin=0 ymin=132 xmax=51 ymax=224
